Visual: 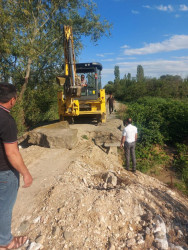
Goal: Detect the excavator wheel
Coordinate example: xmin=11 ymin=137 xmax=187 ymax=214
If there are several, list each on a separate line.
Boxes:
xmin=65 ymin=117 xmax=74 ymax=124
xmin=96 ymin=115 xmax=102 ymax=124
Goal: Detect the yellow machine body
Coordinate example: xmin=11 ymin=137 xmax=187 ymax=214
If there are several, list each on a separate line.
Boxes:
xmin=57 ymin=26 xmax=106 ymax=123
xmin=58 ymin=88 xmax=106 ymax=123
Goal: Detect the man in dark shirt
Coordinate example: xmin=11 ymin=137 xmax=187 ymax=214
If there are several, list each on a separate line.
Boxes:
xmin=0 ymin=83 xmax=33 ymax=249
xmin=107 ymin=93 xmax=115 ymax=114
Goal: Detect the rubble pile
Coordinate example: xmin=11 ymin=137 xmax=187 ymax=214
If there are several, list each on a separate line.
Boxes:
xmin=13 ymin=142 xmax=187 ymax=250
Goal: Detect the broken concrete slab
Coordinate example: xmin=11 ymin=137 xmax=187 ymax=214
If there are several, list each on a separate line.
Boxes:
xmin=28 ymin=121 xmax=78 ymax=149
xmin=104 ymin=142 xmax=120 ymax=147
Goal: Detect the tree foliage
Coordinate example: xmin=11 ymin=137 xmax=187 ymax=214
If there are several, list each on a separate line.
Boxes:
xmin=127 ymin=73 xmax=131 ymax=81
xmin=136 ymin=65 xmax=144 ymax=82
xmin=114 ymin=65 xmax=120 ymax=83
xmin=110 ymin=77 xmax=188 ymax=102
xmin=1 ymin=0 xmax=111 ymax=131
xmin=0 ymin=0 xmax=112 ymax=93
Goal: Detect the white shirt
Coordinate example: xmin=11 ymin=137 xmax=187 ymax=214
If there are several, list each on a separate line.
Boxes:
xmin=122 ymin=124 xmax=137 ymax=143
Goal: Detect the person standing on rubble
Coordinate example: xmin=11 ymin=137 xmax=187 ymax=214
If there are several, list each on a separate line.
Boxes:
xmin=120 ymin=118 xmax=138 ymax=172
xmin=0 ymin=83 xmax=33 ymax=250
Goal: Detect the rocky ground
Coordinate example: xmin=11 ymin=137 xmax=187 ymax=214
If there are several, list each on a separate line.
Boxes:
xmin=12 ymin=104 xmax=188 ymax=250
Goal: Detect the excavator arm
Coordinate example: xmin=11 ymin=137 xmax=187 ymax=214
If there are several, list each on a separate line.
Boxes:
xmin=57 ymin=25 xmax=81 ymax=97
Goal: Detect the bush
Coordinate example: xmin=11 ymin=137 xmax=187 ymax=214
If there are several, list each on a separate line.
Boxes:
xmin=11 ymin=84 xmax=59 ymax=135
xmin=126 ymin=97 xmax=188 ymax=144
xmin=24 ymin=84 xmax=59 ymax=127
xmin=173 ymin=144 xmax=188 ymax=194
xmin=122 ymin=97 xmax=188 ymax=176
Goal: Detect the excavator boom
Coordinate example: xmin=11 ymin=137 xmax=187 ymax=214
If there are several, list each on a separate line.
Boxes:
xmin=63 ymin=26 xmax=77 ymax=87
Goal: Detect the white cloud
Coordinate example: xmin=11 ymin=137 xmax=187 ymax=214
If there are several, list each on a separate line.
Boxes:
xmin=143 ymin=5 xmax=152 ymax=9
xmin=179 ymin=4 xmax=188 ymax=11
xmin=124 ymin=35 xmax=188 ymax=55
xmin=156 ymin=5 xmax=174 ymax=12
xmin=117 ymin=59 xmax=188 ymax=77
xmin=175 ymin=14 xmax=180 ymax=18
xmin=143 ymin=4 xmax=175 ymax=12
xmin=96 ymin=53 xmax=114 ymax=57
xmin=101 ymin=59 xmax=114 ymax=62
xmin=143 ymin=4 xmax=188 ymax=12
xmin=173 ymin=56 xmax=188 ymax=60
xmin=121 ymin=45 xmax=129 ymax=49
xmin=96 ymin=54 xmax=105 ymax=57
xmin=102 ymin=59 xmax=188 ymax=84
xmin=116 ymin=57 xmax=125 ymax=60
xmin=132 ymin=10 xmax=139 ymax=14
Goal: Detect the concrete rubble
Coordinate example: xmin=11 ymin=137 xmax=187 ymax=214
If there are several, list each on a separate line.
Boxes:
xmin=26 ymin=121 xmax=78 ymax=149
xmin=12 ymin=118 xmax=187 ymax=250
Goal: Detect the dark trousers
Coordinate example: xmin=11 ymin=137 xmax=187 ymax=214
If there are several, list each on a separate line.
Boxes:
xmin=124 ymin=141 xmax=136 ymax=170
xmin=109 ymin=104 xmax=114 ymax=114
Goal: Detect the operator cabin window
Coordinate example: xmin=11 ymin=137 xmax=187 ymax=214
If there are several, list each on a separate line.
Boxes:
xmin=79 ymin=73 xmax=96 ymax=96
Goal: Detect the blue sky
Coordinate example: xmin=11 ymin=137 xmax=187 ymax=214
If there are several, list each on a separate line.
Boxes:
xmin=78 ymin=0 xmax=188 ymax=86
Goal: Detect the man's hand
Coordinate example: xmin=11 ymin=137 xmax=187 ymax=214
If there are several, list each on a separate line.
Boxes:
xmin=23 ymin=172 xmax=33 ymax=188
xmin=4 ymin=142 xmax=33 ymax=188
xmin=120 ymin=136 xmax=125 ymax=149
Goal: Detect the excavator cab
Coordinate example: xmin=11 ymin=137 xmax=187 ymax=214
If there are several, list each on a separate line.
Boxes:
xmin=75 ymin=63 xmax=102 ymax=100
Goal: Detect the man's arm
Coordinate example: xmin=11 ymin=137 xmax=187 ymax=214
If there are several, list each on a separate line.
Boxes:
xmin=135 ymin=133 xmax=138 ymax=141
xmin=120 ymin=135 xmax=126 ymax=148
xmin=4 ymin=142 xmax=33 ymax=188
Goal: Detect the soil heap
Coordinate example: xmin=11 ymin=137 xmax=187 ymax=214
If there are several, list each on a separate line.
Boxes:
xmin=12 ymin=111 xmax=188 ymax=250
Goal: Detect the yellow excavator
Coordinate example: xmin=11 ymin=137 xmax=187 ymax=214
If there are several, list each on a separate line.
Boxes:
xmin=57 ymin=26 xmax=106 ymax=123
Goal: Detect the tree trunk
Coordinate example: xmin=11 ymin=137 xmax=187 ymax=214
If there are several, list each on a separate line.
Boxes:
xmin=18 ymin=58 xmax=32 ymax=102
xmin=15 ymin=58 xmax=32 ymax=133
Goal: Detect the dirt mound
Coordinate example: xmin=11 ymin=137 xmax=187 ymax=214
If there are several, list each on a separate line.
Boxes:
xmin=12 ymin=108 xmax=188 ymax=250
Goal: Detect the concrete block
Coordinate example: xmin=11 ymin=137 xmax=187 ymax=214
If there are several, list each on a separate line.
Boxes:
xmin=28 ymin=122 xmax=78 ymax=149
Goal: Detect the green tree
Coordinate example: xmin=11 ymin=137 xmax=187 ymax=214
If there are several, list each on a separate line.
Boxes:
xmin=114 ymin=65 xmax=120 ymax=83
xmin=127 ymin=73 xmax=131 ymax=81
xmin=108 ymin=81 xmax=114 ymax=85
xmin=124 ymin=74 xmax=127 ymax=80
xmin=136 ymin=65 xmax=144 ymax=82
xmin=0 ymin=0 xmax=112 ymax=97
xmin=0 ymin=0 xmax=111 ymax=131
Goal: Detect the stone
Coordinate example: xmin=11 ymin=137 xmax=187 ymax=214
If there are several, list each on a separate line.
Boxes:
xmin=119 ymin=207 xmax=125 ymax=216
xmin=137 ymin=239 xmax=145 ymax=245
xmin=33 ymin=216 xmax=41 ymax=224
xmin=154 ymin=239 xmax=168 ymax=250
xmin=146 ymin=227 xmax=150 ymax=235
xmin=109 ymin=245 xmax=116 ymax=250
xmin=168 ymin=243 xmax=184 ymax=250
xmin=63 ymin=231 xmax=73 ymax=241
xmin=17 ymin=220 xmax=30 ymax=234
xmin=153 ymin=215 xmax=166 ymax=235
xmin=28 ymin=122 xmax=78 ymax=149
xmin=35 ymin=235 xmax=45 ymax=244
xmin=126 ymin=238 xmax=136 ymax=247
xmin=27 ymin=242 xmax=43 ymax=250
xmin=153 ymin=215 xmax=168 ymax=250
xmin=141 ymin=212 xmax=153 ymax=222
xmin=102 ymin=172 xmax=117 ymax=186
xmin=177 ymin=229 xmax=183 ymax=237
xmin=135 ymin=216 xmax=141 ymax=223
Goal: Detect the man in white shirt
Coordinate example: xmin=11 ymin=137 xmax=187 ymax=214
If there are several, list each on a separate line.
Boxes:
xmin=120 ymin=118 xmax=138 ymax=172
